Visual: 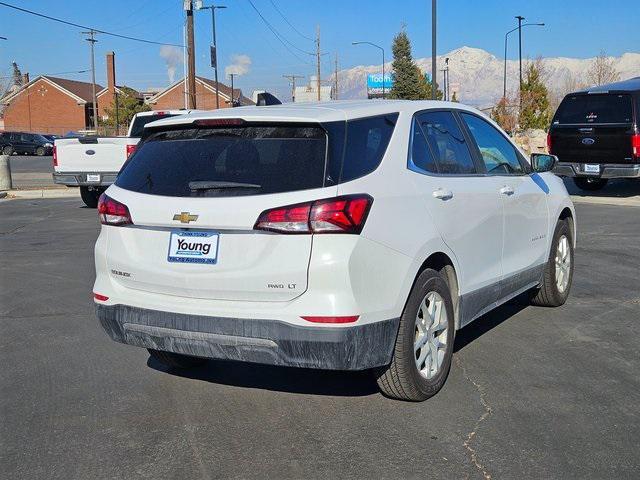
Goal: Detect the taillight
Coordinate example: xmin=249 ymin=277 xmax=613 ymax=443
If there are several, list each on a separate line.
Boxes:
xmin=254 ymin=194 xmax=373 ymax=234
xmin=126 ymin=144 xmax=137 ymax=158
xmin=98 ymin=194 xmax=133 ymax=226
xmin=632 ymin=134 xmax=640 ymax=158
xmin=52 ymin=145 xmax=58 ymax=167
xmin=93 ymin=293 xmax=109 ymax=302
xmin=546 ymin=132 xmax=552 ymax=154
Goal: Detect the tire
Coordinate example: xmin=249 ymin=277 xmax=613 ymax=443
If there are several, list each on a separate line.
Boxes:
xmin=35 ymin=146 xmax=45 ymax=156
xmin=148 ymin=349 xmax=206 ymax=369
xmin=375 ymin=268 xmax=455 ymax=401
xmin=2 ymin=146 xmax=12 ymax=155
xmin=531 ymin=219 xmax=574 ymax=307
xmin=573 ymin=177 xmax=608 ymax=191
xmin=80 ymin=186 xmax=102 ymax=208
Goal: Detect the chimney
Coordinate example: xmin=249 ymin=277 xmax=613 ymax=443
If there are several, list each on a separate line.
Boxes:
xmin=22 ymin=73 xmax=29 ymax=84
xmin=106 ymin=51 xmax=116 ymax=93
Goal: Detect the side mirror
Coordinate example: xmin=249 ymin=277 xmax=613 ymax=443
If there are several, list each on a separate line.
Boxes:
xmin=531 ymin=153 xmax=557 ymax=173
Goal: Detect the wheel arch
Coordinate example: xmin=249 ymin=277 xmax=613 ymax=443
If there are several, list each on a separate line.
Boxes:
xmin=559 ymin=206 xmax=576 ymax=247
xmin=413 ymin=252 xmax=461 ymax=330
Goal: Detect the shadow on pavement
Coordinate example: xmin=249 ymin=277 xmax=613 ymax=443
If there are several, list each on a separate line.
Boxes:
xmin=147 ymin=355 xmax=379 ymax=397
xmin=148 ymin=294 xmax=531 ymax=396
xmin=563 ymin=178 xmax=639 ymax=199
xmin=453 ymin=293 xmax=529 ymax=353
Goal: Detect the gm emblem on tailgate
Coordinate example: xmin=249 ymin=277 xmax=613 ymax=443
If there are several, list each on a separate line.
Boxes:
xmin=581 ymin=138 xmax=595 ymax=145
xmin=173 ymin=212 xmax=199 ymax=224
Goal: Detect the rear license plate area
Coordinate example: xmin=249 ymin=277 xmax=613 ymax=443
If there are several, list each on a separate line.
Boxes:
xmin=583 ymin=164 xmax=600 ymax=174
xmin=168 ymin=231 xmax=219 ymax=264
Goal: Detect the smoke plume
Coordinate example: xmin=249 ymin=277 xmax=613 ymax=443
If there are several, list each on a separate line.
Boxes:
xmin=160 ymin=45 xmax=183 ymax=83
xmin=225 ymin=54 xmax=252 ymax=76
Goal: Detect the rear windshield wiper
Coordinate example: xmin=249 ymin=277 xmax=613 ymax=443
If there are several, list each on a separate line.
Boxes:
xmin=188 ymin=181 xmax=262 ymax=191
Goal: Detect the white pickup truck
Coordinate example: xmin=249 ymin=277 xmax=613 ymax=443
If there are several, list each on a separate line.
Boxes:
xmin=53 ymin=110 xmax=190 ymax=207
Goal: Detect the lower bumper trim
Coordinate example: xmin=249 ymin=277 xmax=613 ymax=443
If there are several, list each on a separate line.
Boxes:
xmin=96 ymin=304 xmax=399 ymax=371
xmin=553 ymin=162 xmax=640 ymax=179
xmin=53 ymin=172 xmax=118 ymax=186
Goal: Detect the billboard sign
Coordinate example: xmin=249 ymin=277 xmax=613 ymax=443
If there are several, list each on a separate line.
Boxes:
xmin=367 ymin=73 xmax=393 ymax=96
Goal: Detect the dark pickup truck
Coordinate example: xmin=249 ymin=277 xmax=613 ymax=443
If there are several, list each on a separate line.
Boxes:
xmin=549 ymin=77 xmax=640 ymax=191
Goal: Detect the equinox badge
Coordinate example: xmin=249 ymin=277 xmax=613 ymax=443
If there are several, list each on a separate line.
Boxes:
xmin=173 ymin=212 xmax=199 ymax=224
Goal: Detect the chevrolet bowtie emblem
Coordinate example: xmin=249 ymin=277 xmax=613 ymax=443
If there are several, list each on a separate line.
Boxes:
xmin=173 ymin=212 xmax=198 ymax=224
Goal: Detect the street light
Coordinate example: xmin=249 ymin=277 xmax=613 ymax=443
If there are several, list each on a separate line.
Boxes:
xmin=352 ymin=41 xmax=386 ymax=99
xmin=503 ymin=20 xmax=544 ymax=99
xmin=197 ymin=3 xmax=227 ymax=109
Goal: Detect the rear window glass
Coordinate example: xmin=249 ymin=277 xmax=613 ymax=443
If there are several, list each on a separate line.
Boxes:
xmin=116 ymin=125 xmax=328 ymax=197
xmin=553 ymin=94 xmax=633 ymax=125
xmin=129 ymin=114 xmax=180 ymax=137
xmin=418 ymin=111 xmax=476 ymax=174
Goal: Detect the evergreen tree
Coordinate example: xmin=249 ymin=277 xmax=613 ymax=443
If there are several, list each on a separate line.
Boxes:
xmin=389 ymin=31 xmax=425 ymax=100
xmin=102 ymin=87 xmax=150 ymax=129
xmin=421 ymin=73 xmax=444 ymax=100
xmin=519 ymin=60 xmax=551 ymax=130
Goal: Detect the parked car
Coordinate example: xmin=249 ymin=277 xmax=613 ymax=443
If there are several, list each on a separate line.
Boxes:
xmin=549 ymin=76 xmax=640 ymax=191
xmin=93 ymin=101 xmax=575 ymax=401
xmin=53 ymin=110 xmax=193 ymax=207
xmin=0 ymin=131 xmax=53 ymax=156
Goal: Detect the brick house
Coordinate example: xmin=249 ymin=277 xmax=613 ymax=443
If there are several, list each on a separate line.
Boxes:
xmin=1 ymin=76 xmax=103 ymax=135
xmin=146 ymin=76 xmax=253 ymax=110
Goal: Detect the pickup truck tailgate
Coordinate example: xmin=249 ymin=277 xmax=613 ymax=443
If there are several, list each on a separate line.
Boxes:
xmin=54 ymin=137 xmax=138 ymax=173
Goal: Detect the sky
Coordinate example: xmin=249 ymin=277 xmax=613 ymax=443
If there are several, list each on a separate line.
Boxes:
xmin=1 ymin=0 xmax=638 ymax=100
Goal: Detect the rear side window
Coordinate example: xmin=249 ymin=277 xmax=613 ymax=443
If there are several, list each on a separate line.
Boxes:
xmin=341 ymin=114 xmax=398 ymax=182
xmin=553 ymin=94 xmax=633 ymax=125
xmin=116 ymin=125 xmax=328 ymax=197
xmin=418 ymin=111 xmax=476 ymax=174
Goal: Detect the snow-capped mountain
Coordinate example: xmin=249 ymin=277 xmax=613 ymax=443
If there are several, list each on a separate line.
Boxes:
xmin=332 ymin=46 xmax=640 ymax=107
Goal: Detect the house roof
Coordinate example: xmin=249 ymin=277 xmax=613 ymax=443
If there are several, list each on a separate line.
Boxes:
xmin=96 ymin=85 xmax=142 ymax=99
xmin=1 ymin=75 xmax=103 ymax=105
xmin=145 ymin=76 xmax=254 ymax=107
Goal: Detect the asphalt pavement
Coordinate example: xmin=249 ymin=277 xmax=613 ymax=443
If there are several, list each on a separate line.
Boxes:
xmin=1 ymin=198 xmax=639 ymax=479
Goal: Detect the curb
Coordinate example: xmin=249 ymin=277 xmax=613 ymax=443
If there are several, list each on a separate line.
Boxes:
xmin=2 ymin=188 xmax=80 ymax=200
xmin=570 ymin=195 xmax=640 ymax=207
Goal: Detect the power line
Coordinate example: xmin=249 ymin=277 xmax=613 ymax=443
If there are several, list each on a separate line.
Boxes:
xmin=0 ymin=69 xmax=90 ymax=80
xmin=0 ymin=1 xmax=184 ymax=47
xmin=268 ymin=0 xmax=314 ymax=42
xmin=246 ymin=0 xmax=313 ymax=63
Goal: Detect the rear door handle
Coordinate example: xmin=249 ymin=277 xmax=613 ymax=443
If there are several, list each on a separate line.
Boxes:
xmin=499 ymin=185 xmax=515 ymax=196
xmin=432 ymin=188 xmax=454 ymax=200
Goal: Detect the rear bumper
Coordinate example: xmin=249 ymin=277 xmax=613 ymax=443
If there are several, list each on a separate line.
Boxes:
xmin=553 ymin=162 xmax=640 ymax=179
xmin=96 ymin=304 xmax=399 ymax=371
xmin=53 ymin=172 xmax=118 ymax=186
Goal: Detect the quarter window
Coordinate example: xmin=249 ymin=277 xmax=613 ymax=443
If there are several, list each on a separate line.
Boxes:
xmin=409 ymin=117 xmax=438 ymax=173
xmin=461 ymin=113 xmax=524 ymax=175
xmin=417 ymin=111 xmax=476 ymax=174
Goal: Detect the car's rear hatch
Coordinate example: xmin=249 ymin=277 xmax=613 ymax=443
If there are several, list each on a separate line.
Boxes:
xmin=104 ymin=120 xmax=338 ymax=303
xmin=549 ymin=93 xmax=636 ymax=164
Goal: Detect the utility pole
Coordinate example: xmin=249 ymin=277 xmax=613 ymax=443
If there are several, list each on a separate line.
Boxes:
xmin=516 ymin=15 xmax=524 ymax=103
xmin=316 ymin=25 xmax=321 ymax=101
xmin=82 ymin=30 xmax=98 ymax=131
xmin=228 ymin=73 xmax=236 ymax=107
xmin=283 ymin=74 xmax=304 ymax=103
xmin=186 ymin=1 xmax=197 ymax=109
xmin=197 ymin=4 xmax=227 ymax=109
xmin=431 ymin=0 xmax=437 ymax=100
xmin=334 ymin=53 xmax=338 ymax=100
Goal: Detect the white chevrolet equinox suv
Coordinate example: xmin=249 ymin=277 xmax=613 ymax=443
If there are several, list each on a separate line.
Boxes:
xmin=94 ymin=101 xmax=575 ymax=401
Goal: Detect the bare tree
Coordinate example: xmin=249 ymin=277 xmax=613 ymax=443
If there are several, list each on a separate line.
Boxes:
xmin=586 ymin=51 xmax=620 ymax=86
